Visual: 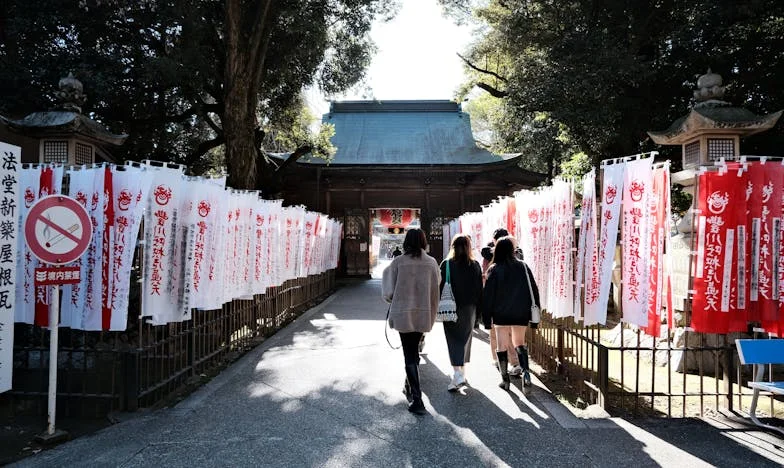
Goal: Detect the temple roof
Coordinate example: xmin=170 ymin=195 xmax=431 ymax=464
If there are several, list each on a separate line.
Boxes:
xmin=296 ymin=100 xmax=520 ymax=166
xmin=0 ymin=111 xmax=128 ymax=146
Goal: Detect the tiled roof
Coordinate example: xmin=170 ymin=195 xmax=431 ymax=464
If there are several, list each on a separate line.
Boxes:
xmin=296 ymin=100 xmax=518 ymax=166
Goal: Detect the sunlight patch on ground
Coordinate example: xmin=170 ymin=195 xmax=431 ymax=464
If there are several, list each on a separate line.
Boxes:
xmin=430 ymin=411 xmax=515 ymax=467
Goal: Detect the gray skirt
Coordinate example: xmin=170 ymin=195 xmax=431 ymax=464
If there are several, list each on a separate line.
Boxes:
xmin=442 ymin=304 xmax=476 ymax=366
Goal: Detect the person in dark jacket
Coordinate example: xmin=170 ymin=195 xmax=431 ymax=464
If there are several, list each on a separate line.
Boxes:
xmin=439 ymin=233 xmax=483 ymax=391
xmin=482 ymin=236 xmax=541 ymax=389
xmin=481 ymin=228 xmax=522 ymax=376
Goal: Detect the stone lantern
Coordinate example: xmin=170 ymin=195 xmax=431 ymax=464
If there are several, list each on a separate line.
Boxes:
xmin=648 ymin=69 xmax=782 ymax=170
xmin=0 ymin=73 xmax=127 ymax=165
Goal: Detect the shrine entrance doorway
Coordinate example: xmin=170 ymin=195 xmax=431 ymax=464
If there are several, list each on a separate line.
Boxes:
xmin=369 ymin=208 xmax=420 ymax=279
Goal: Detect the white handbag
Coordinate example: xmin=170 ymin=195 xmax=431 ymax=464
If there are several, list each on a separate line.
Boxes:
xmin=523 ymin=263 xmax=541 ymax=324
xmin=437 ymin=260 xmax=458 ymax=322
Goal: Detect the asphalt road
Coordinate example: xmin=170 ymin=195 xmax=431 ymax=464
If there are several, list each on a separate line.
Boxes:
xmin=12 ymin=280 xmax=784 ymax=467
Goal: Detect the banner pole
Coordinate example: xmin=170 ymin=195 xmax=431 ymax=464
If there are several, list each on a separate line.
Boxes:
xmin=46 ymin=285 xmax=59 ymax=435
xmin=36 ymin=284 xmax=68 ymax=443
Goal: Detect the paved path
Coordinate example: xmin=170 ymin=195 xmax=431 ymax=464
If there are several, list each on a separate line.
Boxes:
xmin=14 ymin=280 xmax=784 ymax=467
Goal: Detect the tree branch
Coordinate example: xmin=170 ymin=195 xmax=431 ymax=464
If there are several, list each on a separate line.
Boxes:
xmin=476 ymin=82 xmax=508 ymax=98
xmin=185 ymin=136 xmax=225 ymax=166
xmin=274 ymin=144 xmax=312 ymax=174
xmin=457 ymin=52 xmax=508 ymax=82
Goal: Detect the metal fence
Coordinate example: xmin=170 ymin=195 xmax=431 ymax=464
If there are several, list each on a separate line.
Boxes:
xmin=2 ymin=271 xmax=335 ymax=419
xmin=529 ymin=312 xmax=784 ymax=418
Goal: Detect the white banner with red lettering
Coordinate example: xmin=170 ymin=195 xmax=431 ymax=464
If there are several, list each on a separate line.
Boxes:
xmin=12 ymin=161 xmax=343 ymax=330
xmin=15 ymin=166 xmax=41 ymax=325
xmin=141 ymin=164 xmax=185 ymax=324
xmin=621 ymin=157 xmax=653 ymax=327
xmin=108 ymin=164 xmax=152 ymax=330
xmin=584 ymin=162 xmax=624 ymax=325
xmin=575 ymin=169 xmax=597 ymax=321
xmin=61 ymin=167 xmax=100 ymax=329
xmin=15 ymin=165 xmax=64 ymax=327
xmin=547 ymin=180 xmax=574 ymax=318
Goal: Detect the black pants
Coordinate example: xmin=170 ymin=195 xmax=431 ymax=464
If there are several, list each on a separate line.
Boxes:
xmin=400 ymin=332 xmax=423 ymax=365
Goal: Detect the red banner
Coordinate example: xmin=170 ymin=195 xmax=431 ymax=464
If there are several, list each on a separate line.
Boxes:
xmin=692 ymin=168 xmax=748 ymax=333
xmin=643 ymin=166 xmax=669 ymax=337
xmin=747 ymin=163 xmax=783 ymax=331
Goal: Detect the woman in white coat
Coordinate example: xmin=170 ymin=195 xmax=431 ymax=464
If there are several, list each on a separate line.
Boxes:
xmin=382 ymin=228 xmax=440 ymax=415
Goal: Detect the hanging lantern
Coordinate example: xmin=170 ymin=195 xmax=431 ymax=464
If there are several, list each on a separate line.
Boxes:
xmin=377 ymin=209 xmax=414 ymax=228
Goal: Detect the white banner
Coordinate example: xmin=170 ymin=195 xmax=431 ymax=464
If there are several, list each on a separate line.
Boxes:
xmin=34 ymin=165 xmax=64 ymax=327
xmin=15 ymin=166 xmax=41 ymax=324
xmin=621 ymin=157 xmax=653 ymax=327
xmin=585 ymin=163 xmax=625 ymax=325
xmin=108 ymin=164 xmax=152 ymax=330
xmin=141 ymin=164 xmax=185 ymax=324
xmin=0 ymin=142 xmax=20 ymax=393
xmin=575 ymin=169 xmax=597 ymax=321
xmin=61 ymin=167 xmax=101 ymax=329
xmin=547 ymin=180 xmax=574 ymax=318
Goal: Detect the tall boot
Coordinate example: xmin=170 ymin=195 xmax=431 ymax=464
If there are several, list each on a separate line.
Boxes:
xmin=403 ymin=377 xmax=413 ymax=403
xmin=404 ymin=365 xmax=427 ymax=415
xmin=496 ymin=351 xmax=510 ymax=390
xmin=516 ymin=345 xmax=532 ymax=387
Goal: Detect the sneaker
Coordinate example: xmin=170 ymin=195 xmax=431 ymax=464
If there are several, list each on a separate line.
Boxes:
xmin=509 ymin=365 xmax=523 ymax=377
xmin=454 ymin=371 xmax=466 ymax=387
xmin=447 ymin=371 xmax=467 ymax=392
xmin=447 ymin=376 xmax=459 ymax=392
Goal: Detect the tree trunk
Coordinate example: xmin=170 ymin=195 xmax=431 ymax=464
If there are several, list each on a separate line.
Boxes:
xmin=223 ymin=0 xmax=272 ymax=190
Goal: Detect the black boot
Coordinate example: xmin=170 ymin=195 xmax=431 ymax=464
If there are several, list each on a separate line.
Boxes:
xmin=404 ymin=365 xmax=427 ymax=415
xmin=403 ymin=378 xmax=413 ymax=403
xmin=516 ymin=345 xmax=532 ymax=387
xmin=496 ymin=351 xmax=510 ymax=390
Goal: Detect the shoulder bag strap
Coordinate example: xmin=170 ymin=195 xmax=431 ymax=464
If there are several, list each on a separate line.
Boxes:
xmin=523 ymin=262 xmax=536 ymax=305
xmin=446 ymin=259 xmax=451 ymax=284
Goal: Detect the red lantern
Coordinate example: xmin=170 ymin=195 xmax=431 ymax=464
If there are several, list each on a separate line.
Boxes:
xmin=377 ymin=209 xmax=414 ymax=228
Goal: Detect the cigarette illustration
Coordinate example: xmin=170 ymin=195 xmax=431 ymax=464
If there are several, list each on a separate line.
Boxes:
xmin=46 ymin=224 xmax=79 ymax=248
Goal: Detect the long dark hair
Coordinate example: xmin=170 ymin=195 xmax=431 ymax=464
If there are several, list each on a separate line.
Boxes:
xmin=491 ymin=236 xmax=516 ymax=265
xmin=448 ymin=233 xmax=474 ymax=265
xmin=403 ymin=228 xmax=427 ymax=258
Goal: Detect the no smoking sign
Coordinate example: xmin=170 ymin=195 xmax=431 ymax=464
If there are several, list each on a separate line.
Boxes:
xmin=24 ymin=195 xmax=92 ymax=266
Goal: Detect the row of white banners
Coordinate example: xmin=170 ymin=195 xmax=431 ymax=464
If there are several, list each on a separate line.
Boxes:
xmin=444 ymin=155 xmax=672 ymax=333
xmin=14 ymin=161 xmax=342 ymax=332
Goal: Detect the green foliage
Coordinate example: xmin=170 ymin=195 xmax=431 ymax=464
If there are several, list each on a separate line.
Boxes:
xmin=445 ymin=0 xmax=784 ymax=169
xmin=671 ymin=185 xmax=693 ymax=218
xmin=0 ymin=0 xmax=393 ymax=187
xmin=559 ymin=152 xmax=592 ymax=194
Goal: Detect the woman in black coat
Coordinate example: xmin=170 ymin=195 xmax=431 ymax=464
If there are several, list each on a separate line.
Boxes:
xmin=439 ymin=233 xmax=483 ymax=392
xmin=482 ymin=236 xmax=541 ymax=389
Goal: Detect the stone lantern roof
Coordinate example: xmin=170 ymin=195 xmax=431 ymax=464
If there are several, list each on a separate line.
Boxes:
xmin=0 ymin=73 xmax=127 ymax=146
xmin=648 ymin=70 xmax=782 ymax=145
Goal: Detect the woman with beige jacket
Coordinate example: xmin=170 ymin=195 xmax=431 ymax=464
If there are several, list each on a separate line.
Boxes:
xmin=382 ymin=228 xmax=440 ymax=415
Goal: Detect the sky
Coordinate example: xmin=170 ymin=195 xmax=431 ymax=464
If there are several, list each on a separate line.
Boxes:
xmin=306 ymin=0 xmax=476 ymax=117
